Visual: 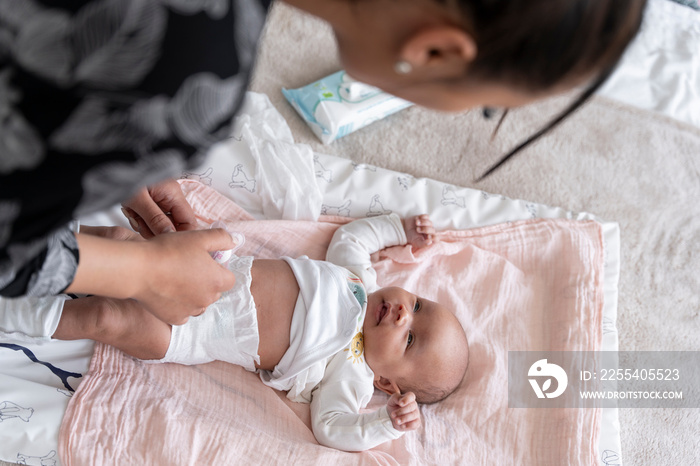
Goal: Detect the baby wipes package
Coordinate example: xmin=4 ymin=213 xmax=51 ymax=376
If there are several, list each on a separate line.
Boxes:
xmin=282 ymin=71 xmax=413 ymax=144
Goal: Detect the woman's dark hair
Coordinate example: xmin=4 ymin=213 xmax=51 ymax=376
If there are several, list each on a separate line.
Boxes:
xmin=448 ymin=0 xmax=648 ymax=179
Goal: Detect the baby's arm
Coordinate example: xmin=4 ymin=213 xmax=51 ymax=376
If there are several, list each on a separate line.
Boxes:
xmin=310 ymin=375 xmax=404 ymax=451
xmin=326 ymin=213 xmax=436 ymax=289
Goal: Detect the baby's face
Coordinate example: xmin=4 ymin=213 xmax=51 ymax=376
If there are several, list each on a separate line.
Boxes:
xmin=362 ymin=286 xmax=466 ymax=390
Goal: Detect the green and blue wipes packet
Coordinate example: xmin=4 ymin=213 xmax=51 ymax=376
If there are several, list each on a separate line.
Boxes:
xmin=282 ymin=71 xmax=413 ymax=144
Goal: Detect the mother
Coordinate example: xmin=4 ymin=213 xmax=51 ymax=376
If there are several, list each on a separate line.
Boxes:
xmin=0 ymin=0 xmax=646 ymax=326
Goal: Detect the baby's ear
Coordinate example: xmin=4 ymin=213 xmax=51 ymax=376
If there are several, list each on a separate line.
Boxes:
xmin=374 ymin=376 xmax=400 ymax=395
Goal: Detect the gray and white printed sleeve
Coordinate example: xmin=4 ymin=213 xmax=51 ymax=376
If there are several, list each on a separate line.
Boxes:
xmin=0 ymin=0 xmax=270 ymax=296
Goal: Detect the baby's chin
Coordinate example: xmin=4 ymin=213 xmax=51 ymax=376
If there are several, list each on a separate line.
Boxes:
xmin=359 ymin=334 xmax=377 ymax=371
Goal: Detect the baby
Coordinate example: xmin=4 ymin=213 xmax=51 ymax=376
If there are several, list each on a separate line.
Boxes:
xmin=53 ymin=214 xmax=469 ymax=451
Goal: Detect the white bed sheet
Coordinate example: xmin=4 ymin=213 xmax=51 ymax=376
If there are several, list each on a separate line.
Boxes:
xmin=1 ymin=92 xmax=622 ymax=466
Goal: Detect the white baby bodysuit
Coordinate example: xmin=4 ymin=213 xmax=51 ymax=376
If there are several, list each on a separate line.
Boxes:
xmin=0 ymin=214 xmax=411 ymax=451
xmin=260 ymin=213 xmax=408 ymax=451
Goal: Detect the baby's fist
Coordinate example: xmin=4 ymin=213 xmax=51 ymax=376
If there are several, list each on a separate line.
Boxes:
xmin=387 ymin=392 xmax=421 ymax=431
xmin=403 ymin=214 xmax=436 ymax=249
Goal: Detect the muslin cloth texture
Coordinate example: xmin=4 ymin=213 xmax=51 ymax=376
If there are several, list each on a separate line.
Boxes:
xmin=59 ymin=180 xmax=604 ymax=465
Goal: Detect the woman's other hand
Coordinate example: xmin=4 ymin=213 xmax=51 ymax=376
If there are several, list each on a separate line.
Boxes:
xmin=121 ymin=179 xmax=198 ymax=239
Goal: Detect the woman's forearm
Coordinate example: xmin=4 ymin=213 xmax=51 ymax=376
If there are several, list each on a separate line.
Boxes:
xmin=65 ymin=229 xmax=236 ymax=325
xmin=65 ymin=233 xmax=145 ymax=300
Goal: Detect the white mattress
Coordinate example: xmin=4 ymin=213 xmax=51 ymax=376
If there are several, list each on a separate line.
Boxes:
xmin=1 ymin=1 xmax=698 ymax=464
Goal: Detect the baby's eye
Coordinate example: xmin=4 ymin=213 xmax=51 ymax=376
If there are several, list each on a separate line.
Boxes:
xmin=413 ymin=300 xmax=421 ymax=313
xmin=406 ymin=331 xmax=414 ymax=348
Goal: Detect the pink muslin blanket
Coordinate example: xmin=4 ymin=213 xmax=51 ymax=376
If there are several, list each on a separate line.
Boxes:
xmin=59 ymin=181 xmax=604 ymax=465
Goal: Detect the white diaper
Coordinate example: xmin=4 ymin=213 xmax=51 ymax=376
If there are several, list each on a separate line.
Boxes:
xmin=158 ymin=255 xmax=260 ymax=371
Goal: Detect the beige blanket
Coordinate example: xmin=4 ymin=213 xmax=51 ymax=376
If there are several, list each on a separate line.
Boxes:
xmin=59 ymin=181 xmax=604 ymax=465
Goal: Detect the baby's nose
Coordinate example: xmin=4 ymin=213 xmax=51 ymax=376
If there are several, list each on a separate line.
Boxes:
xmin=395 ymin=305 xmax=410 ymax=325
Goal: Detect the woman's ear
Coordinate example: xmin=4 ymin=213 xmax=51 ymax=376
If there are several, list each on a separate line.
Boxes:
xmin=374 ymin=376 xmax=401 ymax=395
xmin=398 ymin=26 xmax=477 ymax=72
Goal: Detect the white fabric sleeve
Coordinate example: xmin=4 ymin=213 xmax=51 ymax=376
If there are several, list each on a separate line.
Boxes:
xmin=310 ymin=353 xmax=403 ymax=451
xmin=325 ymin=213 xmax=407 ymax=291
xmin=0 ymin=295 xmax=68 ymax=343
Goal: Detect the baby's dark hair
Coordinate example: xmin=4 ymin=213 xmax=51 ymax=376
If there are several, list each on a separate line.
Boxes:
xmin=444 ymin=0 xmax=648 ymax=178
xmin=399 ymin=374 xmax=461 ymax=405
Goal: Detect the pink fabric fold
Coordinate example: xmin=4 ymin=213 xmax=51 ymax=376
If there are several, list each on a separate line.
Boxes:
xmin=59 ymin=181 xmax=604 ymax=465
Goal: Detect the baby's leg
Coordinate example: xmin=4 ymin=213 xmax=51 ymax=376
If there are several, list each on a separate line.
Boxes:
xmin=52 ymin=296 xmax=171 ymax=360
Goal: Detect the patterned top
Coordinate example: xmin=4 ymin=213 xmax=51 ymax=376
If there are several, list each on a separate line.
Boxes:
xmin=670 ymin=0 xmax=699 ymax=10
xmin=0 ymin=0 xmax=270 ymax=296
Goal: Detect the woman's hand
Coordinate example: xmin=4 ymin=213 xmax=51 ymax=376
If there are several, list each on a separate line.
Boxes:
xmin=133 ymin=229 xmax=237 ymax=324
xmin=67 ymin=228 xmax=236 ymax=325
xmin=403 ymin=214 xmax=436 ymax=249
xmin=121 ymin=179 xmax=198 ymax=239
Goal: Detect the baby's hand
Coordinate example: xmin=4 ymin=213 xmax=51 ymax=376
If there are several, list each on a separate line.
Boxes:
xmin=387 ymin=392 xmax=421 ymax=431
xmin=403 ymin=214 xmax=436 ymax=249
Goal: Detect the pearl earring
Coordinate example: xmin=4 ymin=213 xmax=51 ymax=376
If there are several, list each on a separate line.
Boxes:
xmin=394 ymin=60 xmax=412 ymax=75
